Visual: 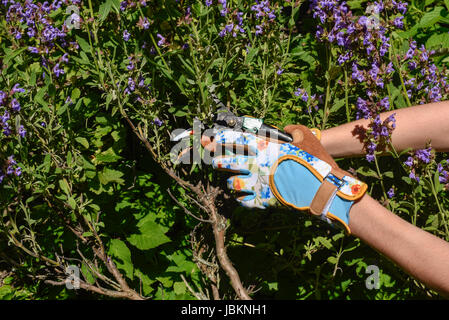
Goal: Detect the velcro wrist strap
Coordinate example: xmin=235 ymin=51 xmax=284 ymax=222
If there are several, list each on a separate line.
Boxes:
xmin=310 ymin=178 xmax=339 ymax=216
xmin=309 ymin=169 xmax=353 ymax=233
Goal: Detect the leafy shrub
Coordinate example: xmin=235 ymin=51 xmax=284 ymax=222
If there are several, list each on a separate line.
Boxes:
xmin=1 ymin=0 xmax=449 ymax=300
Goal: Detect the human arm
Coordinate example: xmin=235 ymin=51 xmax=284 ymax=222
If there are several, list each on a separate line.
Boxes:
xmin=321 ymin=101 xmax=449 ymax=158
xmin=201 ymin=114 xmax=449 ymax=297
xmin=350 ymin=194 xmax=449 ymax=296
xmin=320 ymin=101 xmax=449 ymax=296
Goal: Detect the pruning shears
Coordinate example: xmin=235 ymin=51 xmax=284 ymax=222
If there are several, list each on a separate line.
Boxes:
xmin=170 ymin=88 xmax=293 ymax=143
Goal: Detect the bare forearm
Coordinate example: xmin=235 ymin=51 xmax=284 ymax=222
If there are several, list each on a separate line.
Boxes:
xmin=349 ymin=195 xmax=449 ymax=296
xmin=321 ymin=102 xmax=449 ymax=158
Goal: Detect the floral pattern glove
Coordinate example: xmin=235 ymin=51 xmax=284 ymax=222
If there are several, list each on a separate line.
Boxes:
xmin=212 ymin=125 xmax=367 ymax=233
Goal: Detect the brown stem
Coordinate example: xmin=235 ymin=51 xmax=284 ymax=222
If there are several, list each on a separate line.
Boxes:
xmin=167 ymin=188 xmax=213 ymax=223
xmin=121 ymin=112 xmax=251 ymax=300
xmin=44 ymin=279 xmax=145 ymax=300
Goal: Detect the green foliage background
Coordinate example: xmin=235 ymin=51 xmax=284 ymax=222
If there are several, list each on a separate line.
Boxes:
xmin=1 ymin=0 xmax=449 ymax=300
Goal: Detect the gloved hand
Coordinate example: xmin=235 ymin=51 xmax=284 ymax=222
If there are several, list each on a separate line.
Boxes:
xmin=208 ymin=125 xmax=367 ymax=234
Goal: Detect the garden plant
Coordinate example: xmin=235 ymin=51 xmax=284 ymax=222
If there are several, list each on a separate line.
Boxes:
xmin=1 ymin=0 xmax=449 ymax=300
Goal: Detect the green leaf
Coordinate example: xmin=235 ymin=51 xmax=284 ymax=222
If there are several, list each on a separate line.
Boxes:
xmin=98 ymin=167 xmax=125 ymax=185
xmin=382 ymin=171 xmax=394 ymax=179
xmin=346 ymin=0 xmax=368 ymax=10
xmin=95 ymin=148 xmax=122 ymax=163
xmin=127 ymin=216 xmax=171 ymax=250
xmin=174 ymin=110 xmax=188 ymax=117
xmin=108 ymin=239 xmax=134 ymax=280
xmin=43 ymin=154 xmax=51 ymax=173
xmin=315 ymin=236 xmax=333 ymax=249
xmin=419 ymin=7 xmax=445 ymax=28
xmin=59 ymin=179 xmax=70 ymax=195
xmin=71 ymin=88 xmax=81 ymax=101
xmin=3 ymin=47 xmax=26 ymax=67
xmin=81 ymin=263 xmax=96 ymax=285
xmin=173 ymin=282 xmax=186 ymax=295
xmin=75 ymin=35 xmax=91 ymax=53
xmin=134 ymin=269 xmax=156 ymax=295
xmin=327 ymin=256 xmax=337 ymax=264
xmin=34 ymin=86 xmax=49 ymax=108
xmin=245 ymin=47 xmax=259 ymax=64
xmin=434 ymin=169 xmax=442 ymax=193
xmin=428 ymin=33 xmax=449 ymax=52
xmin=57 ymin=103 xmax=68 ymax=115
xmin=356 ymin=166 xmax=380 ymax=179
xmin=98 ymin=0 xmax=112 ymax=22
xmin=330 ymin=99 xmax=345 ymax=113
xmin=75 ymin=137 xmax=89 ymax=149
xmin=68 ymin=197 xmax=77 ymax=210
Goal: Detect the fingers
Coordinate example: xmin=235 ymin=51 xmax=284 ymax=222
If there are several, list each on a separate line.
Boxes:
xmin=214 ymin=129 xmax=260 ymax=153
xmin=226 ymin=173 xmax=257 ymax=191
xmin=236 ymin=194 xmax=267 ymax=209
xmin=201 ymin=135 xmax=217 ymax=152
xmin=212 ymin=155 xmax=253 ymax=173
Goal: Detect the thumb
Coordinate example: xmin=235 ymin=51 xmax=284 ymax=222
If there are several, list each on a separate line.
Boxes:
xmin=283 ymin=124 xmax=338 ymax=168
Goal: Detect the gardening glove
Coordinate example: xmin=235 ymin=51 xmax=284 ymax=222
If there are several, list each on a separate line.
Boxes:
xmin=211 ymin=125 xmax=367 ymax=234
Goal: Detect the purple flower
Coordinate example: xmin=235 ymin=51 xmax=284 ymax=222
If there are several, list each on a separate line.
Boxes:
xmin=14 ymin=167 xmax=22 ymax=177
xmin=12 ymin=83 xmax=25 ymax=94
xmin=355 ymin=97 xmax=370 ymax=120
xmin=6 ymin=165 xmax=14 ymax=175
xmin=28 ymin=46 xmax=39 ymax=53
xmin=18 ymin=125 xmax=26 ymax=138
xmin=0 ymin=91 xmax=6 ymax=106
xmin=387 ymin=187 xmax=395 ymax=199
xmin=124 ymin=78 xmax=136 ymax=95
xmin=352 ymin=63 xmax=365 ymax=82
xmin=53 ymin=63 xmax=64 ymax=77
xmin=386 ymin=62 xmax=394 ymax=74
xmin=61 ymin=53 xmax=69 ymax=64
xmin=366 ymin=153 xmax=375 ymax=162
xmin=157 ymin=33 xmax=166 ymax=46
xmin=127 ymin=57 xmax=134 ymax=70
xmin=408 ymin=60 xmax=417 ymax=70
xmin=205 ymin=0 xmax=212 ymax=6
xmin=392 ymin=0 xmax=408 ymax=14
xmin=415 ymin=148 xmax=432 ymax=164
xmin=294 ymin=88 xmax=308 ymax=102
xmin=142 ymin=17 xmax=150 ymax=29
xmin=7 ymin=155 xmax=16 ymax=166
xmin=1 ymin=111 xmax=9 ymax=123
xmin=337 ymin=52 xmax=352 ymax=65
xmin=404 ymin=156 xmax=414 ymax=167
xmin=153 ymin=117 xmax=163 ymax=126
xmin=10 ymin=98 xmax=20 ymax=112
xmin=409 ymin=171 xmax=419 ymax=182
xmin=137 ymin=16 xmax=150 ymax=29
xmin=379 ymin=97 xmax=390 ymax=110
xmin=123 ymin=30 xmax=130 ymax=41
xmin=393 ymin=16 xmax=404 ymax=29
